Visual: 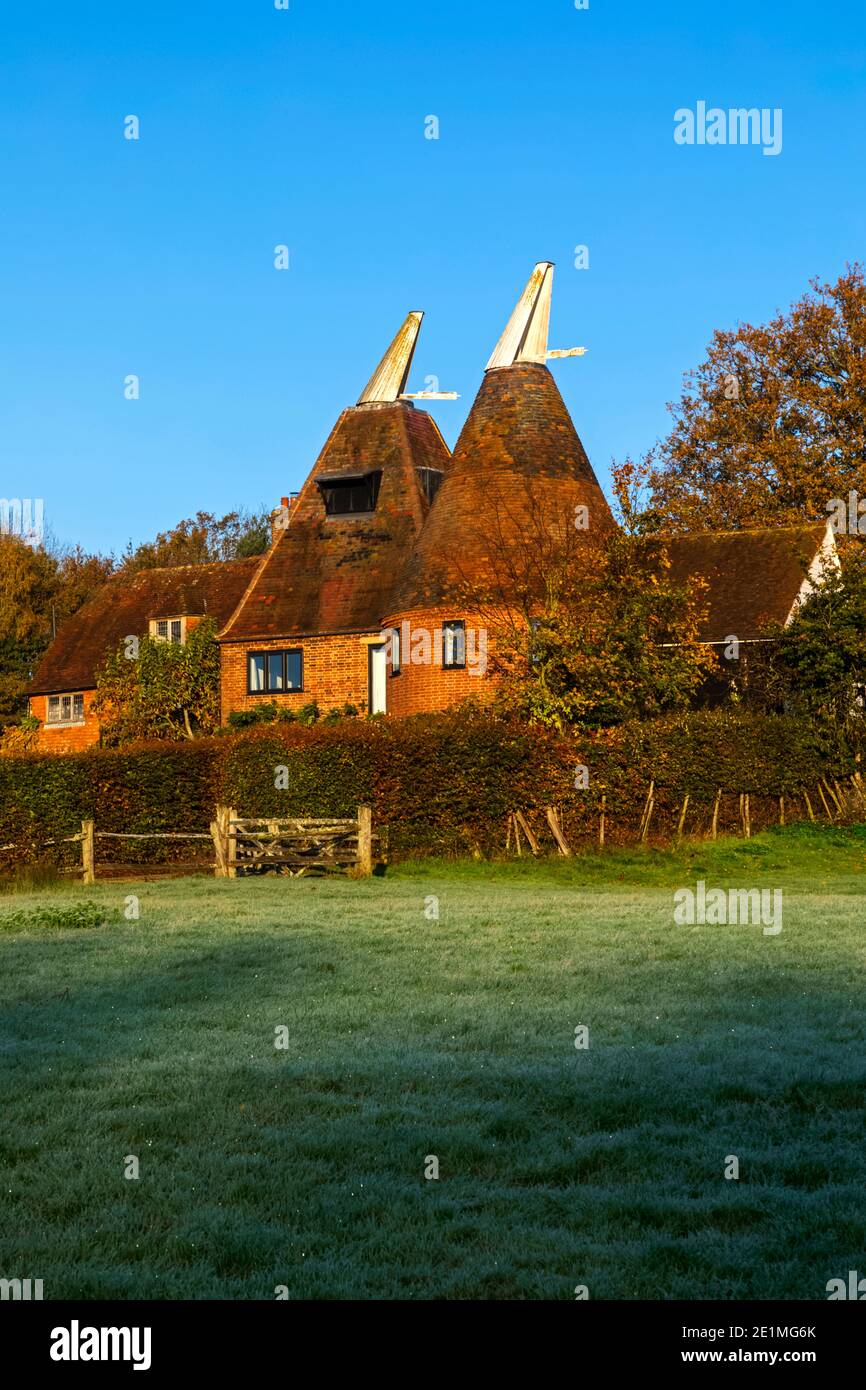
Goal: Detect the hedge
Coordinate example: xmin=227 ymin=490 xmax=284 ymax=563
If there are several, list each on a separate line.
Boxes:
xmin=0 ymin=709 xmax=857 ymax=866
xmin=0 ymin=743 xmax=220 ymax=868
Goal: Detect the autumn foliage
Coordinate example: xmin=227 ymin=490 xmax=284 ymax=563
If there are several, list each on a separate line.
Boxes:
xmin=647 ymin=265 xmax=866 ymax=532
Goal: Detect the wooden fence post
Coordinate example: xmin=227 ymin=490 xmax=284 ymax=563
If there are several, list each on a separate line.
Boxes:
xmin=226 ymin=806 xmax=238 ymax=878
xmin=512 ymin=813 xmax=523 ymax=856
xmin=640 ymin=789 xmax=655 ymax=844
xmin=737 ymin=793 xmax=753 ymax=838
xmin=598 ymin=794 xmax=606 ymax=849
xmin=638 ymin=781 xmax=654 ymax=842
xmin=545 ymin=806 xmax=572 ymax=856
xmin=710 ymin=788 xmax=721 ymax=841
xmin=676 ymin=794 xmax=689 ymax=842
xmin=81 ymin=819 xmax=95 ymax=884
xmin=357 ymin=805 xmax=373 ymax=876
xmin=514 ymin=811 xmax=540 ymax=855
xmin=211 ymin=805 xmax=228 ymax=878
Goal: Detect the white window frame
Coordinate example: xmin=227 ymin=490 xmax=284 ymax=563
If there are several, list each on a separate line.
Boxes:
xmin=149 ymin=616 xmax=187 ymax=645
xmin=46 ymin=692 xmax=86 ymax=726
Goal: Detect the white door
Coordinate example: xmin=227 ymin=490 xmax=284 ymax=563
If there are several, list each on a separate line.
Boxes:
xmin=368 ymin=643 xmax=387 ymax=714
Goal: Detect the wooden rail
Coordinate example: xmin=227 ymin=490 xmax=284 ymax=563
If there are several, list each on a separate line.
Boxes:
xmin=212 ymin=805 xmax=376 ymax=878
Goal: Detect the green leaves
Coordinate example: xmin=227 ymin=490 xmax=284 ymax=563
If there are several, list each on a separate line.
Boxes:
xmin=0 ymin=707 xmax=855 ymax=869
xmin=0 ymin=901 xmax=111 ymax=931
xmin=492 ymin=533 xmax=716 ymax=730
xmin=768 ymin=547 xmax=866 ymax=733
xmin=120 ymin=509 xmax=271 ymax=573
xmin=93 ymin=618 xmax=222 ymax=745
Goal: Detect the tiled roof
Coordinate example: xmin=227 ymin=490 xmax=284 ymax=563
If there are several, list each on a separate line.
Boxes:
xmin=27 ymin=559 xmax=259 ymax=695
xmin=666 ymin=523 xmax=828 ymax=641
xmin=388 ymin=361 xmax=614 ymax=612
xmin=220 ymin=401 xmax=451 ymax=641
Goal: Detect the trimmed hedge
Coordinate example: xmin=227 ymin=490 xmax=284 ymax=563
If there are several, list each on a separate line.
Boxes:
xmin=0 ymin=743 xmax=220 ymax=868
xmin=0 ymin=709 xmax=857 ymax=865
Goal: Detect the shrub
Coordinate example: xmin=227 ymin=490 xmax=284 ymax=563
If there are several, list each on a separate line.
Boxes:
xmin=93 ymin=618 xmax=221 ymax=744
xmin=224 ymin=700 xmax=325 ymax=731
xmin=0 ymin=901 xmax=112 ymax=931
xmin=0 ymin=739 xmax=220 ymax=867
xmin=227 ymin=703 xmax=284 ymax=730
xmin=0 ymin=709 xmax=857 ymax=865
xmin=0 ymin=715 xmax=41 ymax=757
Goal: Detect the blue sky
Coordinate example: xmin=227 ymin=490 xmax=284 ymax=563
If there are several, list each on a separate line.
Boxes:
xmin=1 ymin=0 xmax=864 ymax=555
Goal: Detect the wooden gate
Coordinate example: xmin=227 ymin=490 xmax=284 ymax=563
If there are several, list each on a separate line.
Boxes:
xmin=211 ymin=805 xmax=376 ymax=877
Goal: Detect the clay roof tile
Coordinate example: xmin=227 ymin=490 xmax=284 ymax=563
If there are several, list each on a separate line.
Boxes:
xmin=27 ymin=558 xmax=259 ymax=695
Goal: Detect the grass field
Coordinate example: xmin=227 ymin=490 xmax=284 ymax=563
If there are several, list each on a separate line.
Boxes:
xmin=1 ymin=824 xmax=865 ymax=1301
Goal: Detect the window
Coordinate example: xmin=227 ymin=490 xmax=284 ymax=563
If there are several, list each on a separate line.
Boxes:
xmin=317 ymin=471 xmax=382 ymax=516
xmin=442 ymin=620 xmax=466 ymax=669
xmin=417 ymin=467 xmax=443 ymax=505
xmin=390 ymin=626 xmax=401 ymax=676
xmin=150 ymin=617 xmax=185 ymax=644
xmin=248 ymin=650 xmax=303 ymax=694
xmin=47 ymin=692 xmax=85 ymax=725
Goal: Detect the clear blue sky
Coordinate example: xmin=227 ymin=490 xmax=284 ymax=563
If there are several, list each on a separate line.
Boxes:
xmin=1 ymin=0 xmax=864 ymax=555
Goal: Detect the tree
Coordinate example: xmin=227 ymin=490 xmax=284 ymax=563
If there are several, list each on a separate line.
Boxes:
xmin=490 ymin=531 xmax=715 ymax=729
xmin=647 ymin=265 xmax=866 ymax=532
xmin=0 ymin=504 xmax=267 ymax=729
xmin=121 ymin=508 xmax=270 ymax=573
xmin=612 ymin=456 xmax=665 ymax=536
xmin=0 ymin=535 xmax=59 ymax=725
xmin=748 ymin=545 xmax=866 ymax=734
xmin=92 ymin=617 xmax=221 ymax=744
xmin=0 ymin=535 xmax=115 ymax=728
xmin=53 ymin=547 xmax=115 ymax=625
xmin=447 ymin=476 xmax=715 ymax=730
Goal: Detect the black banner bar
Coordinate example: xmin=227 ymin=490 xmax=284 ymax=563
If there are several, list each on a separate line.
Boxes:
xmin=5 ymin=1299 xmax=860 ymax=1375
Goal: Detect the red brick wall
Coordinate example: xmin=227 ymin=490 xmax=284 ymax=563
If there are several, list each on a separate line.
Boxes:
xmin=220 ymin=632 xmax=380 ymax=721
xmin=29 ymin=691 xmax=101 ymax=754
xmin=380 ymin=607 xmax=499 ymax=717
xmin=30 ymin=620 xmax=501 ymax=750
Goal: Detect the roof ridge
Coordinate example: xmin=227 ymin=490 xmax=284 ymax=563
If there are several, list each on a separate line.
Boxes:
xmin=125 ymin=556 xmax=260 ymax=578
xmin=667 ymin=521 xmax=827 ymax=540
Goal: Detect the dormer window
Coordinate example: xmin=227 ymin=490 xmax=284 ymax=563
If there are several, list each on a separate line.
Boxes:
xmin=417 ymin=467 xmax=443 ymax=505
xmin=150 ymin=617 xmax=186 ymax=644
xmin=316 ymin=470 xmax=382 ymax=516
